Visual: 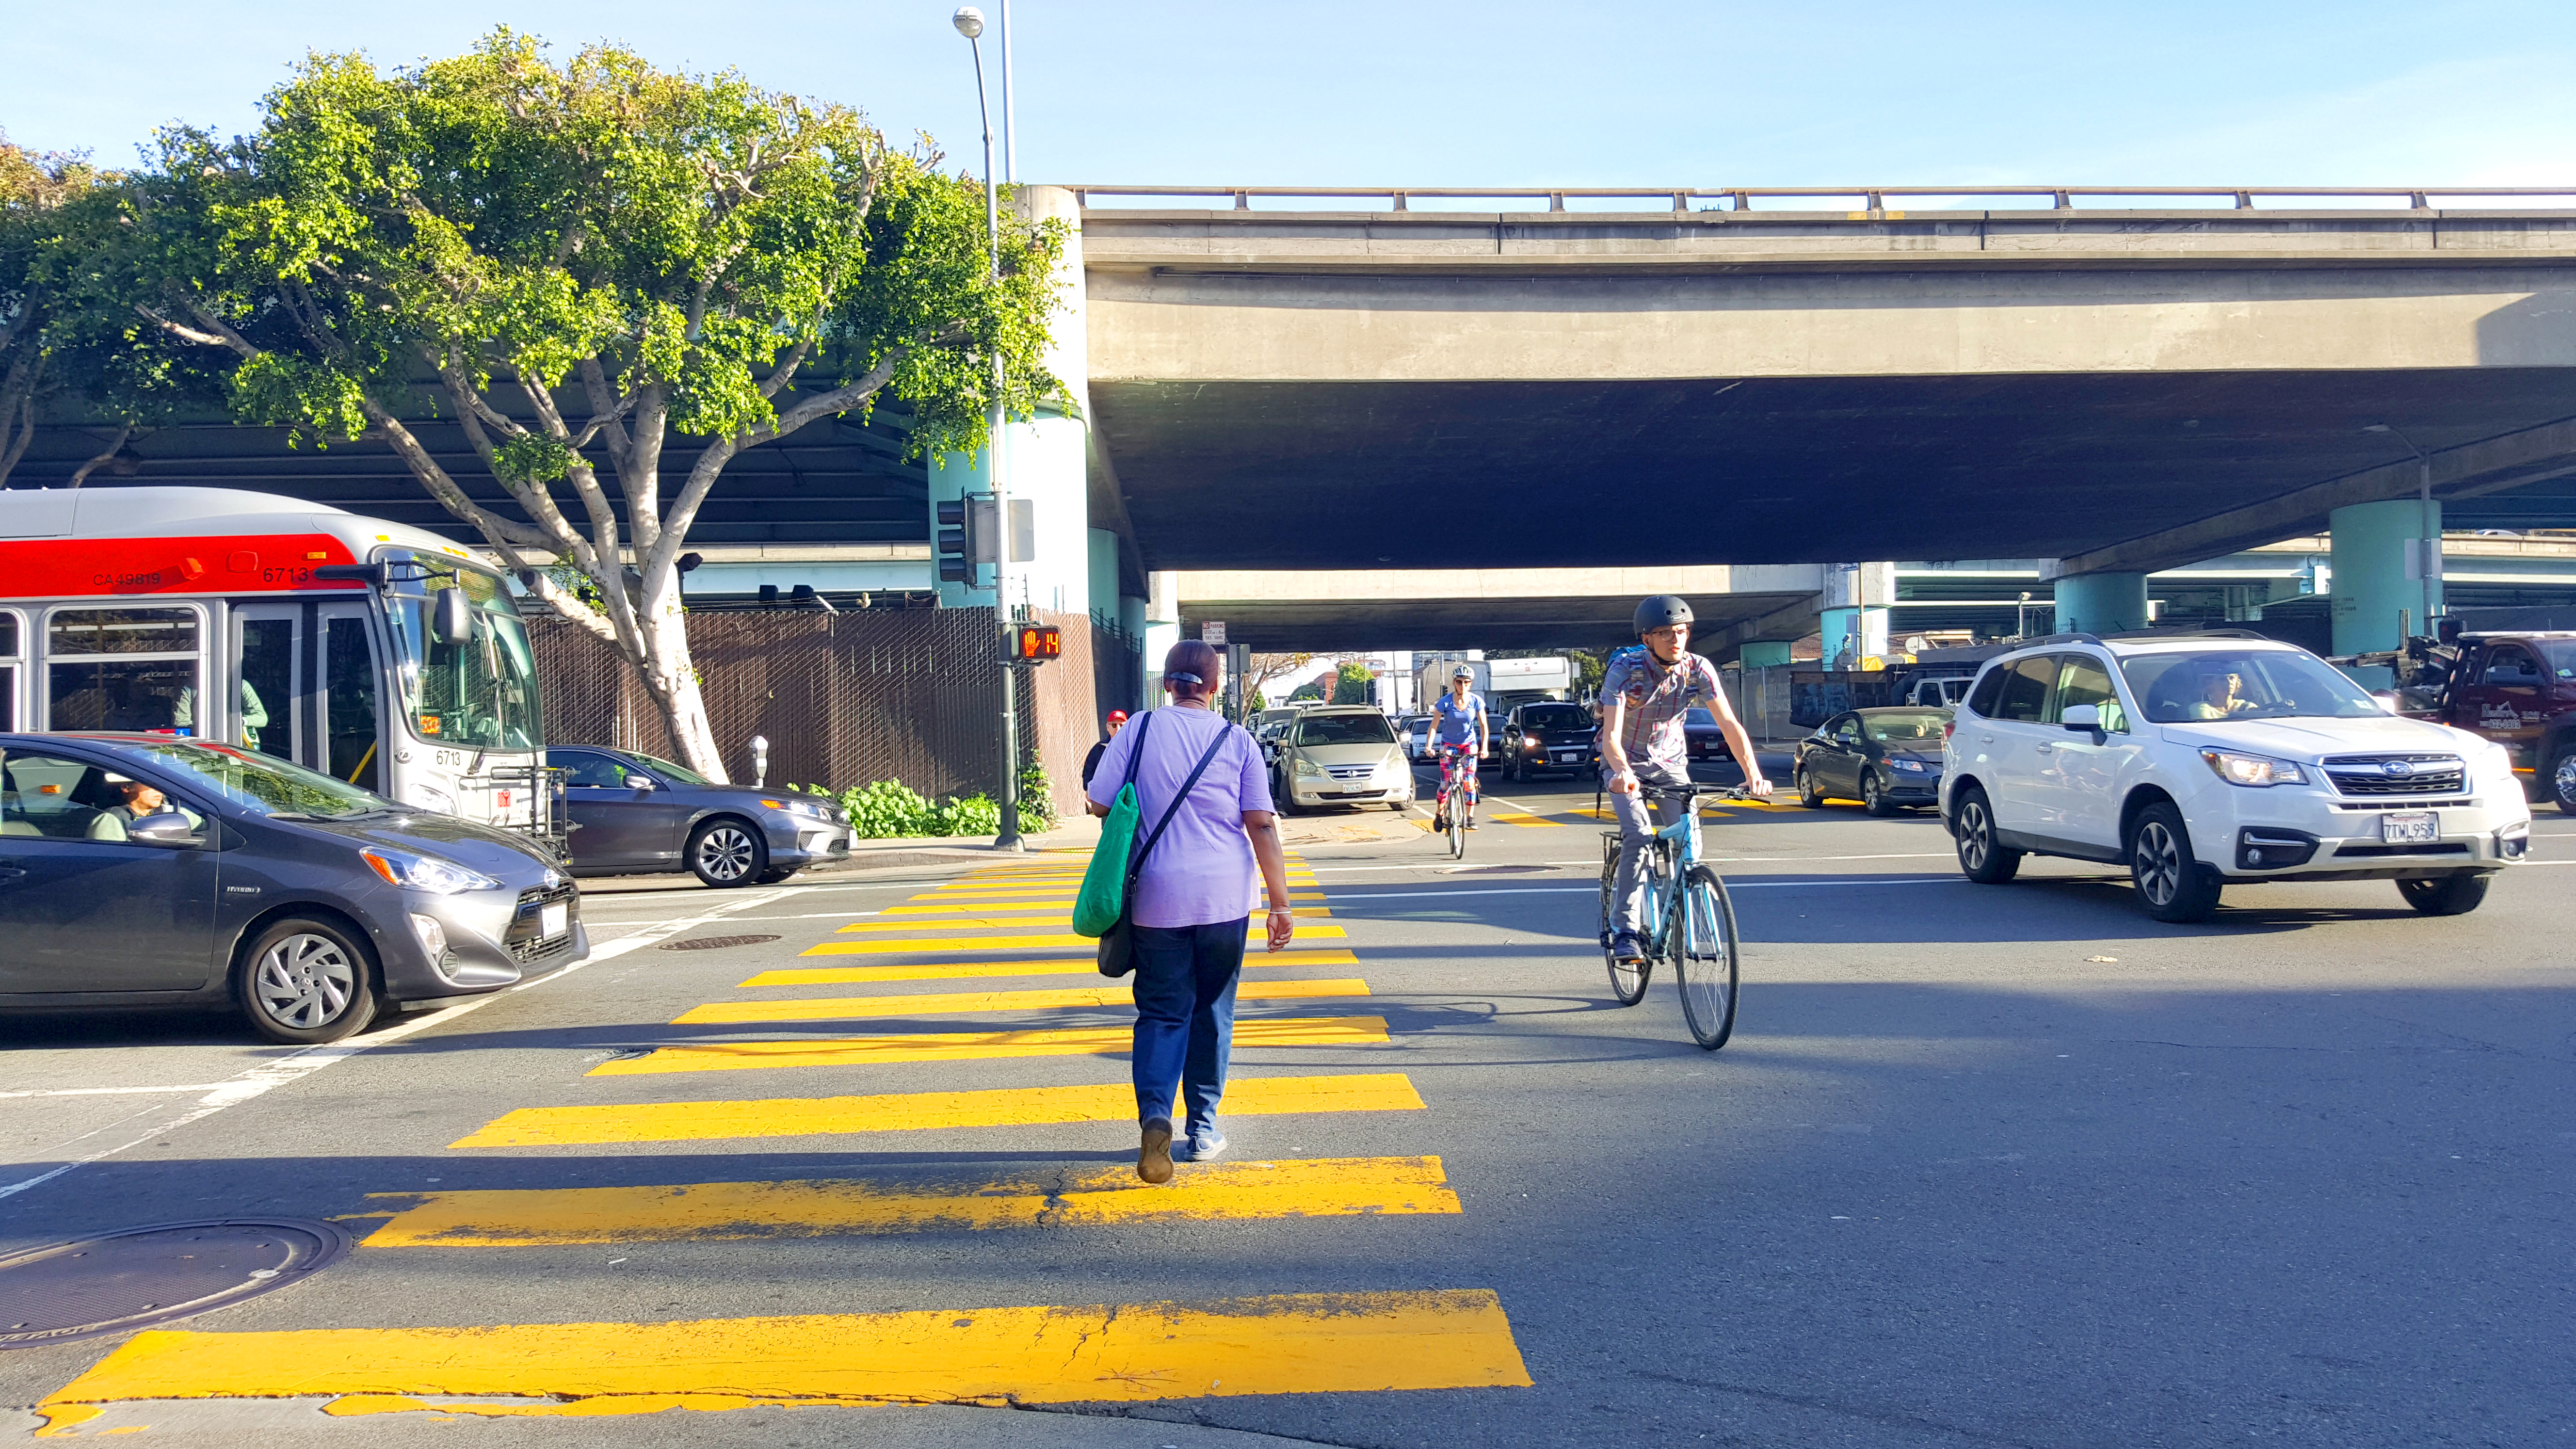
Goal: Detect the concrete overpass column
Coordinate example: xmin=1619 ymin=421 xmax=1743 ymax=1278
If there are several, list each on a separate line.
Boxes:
xmin=1143 ymin=571 xmax=1181 ymax=707
xmin=2053 ymin=572 xmax=2152 ymax=635
xmin=2330 ymin=497 xmax=2442 ymax=673
xmin=1819 ymin=563 xmax=1893 ymax=668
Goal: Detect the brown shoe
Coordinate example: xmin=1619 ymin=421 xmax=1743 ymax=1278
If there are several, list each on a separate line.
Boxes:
xmin=1138 ymin=1118 xmax=1175 ymax=1184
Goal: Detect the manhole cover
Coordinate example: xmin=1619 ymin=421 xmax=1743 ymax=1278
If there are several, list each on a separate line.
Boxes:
xmin=0 ymin=1218 xmax=349 ymax=1349
xmin=660 ymin=934 xmax=782 ymax=951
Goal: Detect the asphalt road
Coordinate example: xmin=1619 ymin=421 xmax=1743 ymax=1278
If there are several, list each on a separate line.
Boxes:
xmin=4 ymin=761 xmax=2572 ymax=1447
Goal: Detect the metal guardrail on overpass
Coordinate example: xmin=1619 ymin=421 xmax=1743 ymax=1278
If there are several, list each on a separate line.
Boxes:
xmin=1070 ymin=184 xmax=2576 ymax=214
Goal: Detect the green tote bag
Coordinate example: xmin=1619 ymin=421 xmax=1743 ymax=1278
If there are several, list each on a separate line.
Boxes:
xmin=1072 ymin=713 xmax=1151 ymax=937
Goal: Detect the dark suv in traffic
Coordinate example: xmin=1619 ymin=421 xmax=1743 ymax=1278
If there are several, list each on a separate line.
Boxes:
xmin=1500 ymin=701 xmax=1599 ymax=781
xmin=0 ymin=733 xmax=583 ymax=1044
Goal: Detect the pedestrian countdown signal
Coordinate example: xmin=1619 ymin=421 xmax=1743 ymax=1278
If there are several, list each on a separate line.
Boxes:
xmin=1009 ymin=625 xmax=1062 ymax=663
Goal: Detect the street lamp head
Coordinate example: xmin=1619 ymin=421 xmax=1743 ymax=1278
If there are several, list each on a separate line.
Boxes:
xmin=952 ymin=6 xmax=984 ymax=38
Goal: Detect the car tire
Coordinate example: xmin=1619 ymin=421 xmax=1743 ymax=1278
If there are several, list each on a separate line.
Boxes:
xmin=688 ymin=817 xmax=768 ymax=888
xmin=2397 ymin=873 xmax=2490 ymax=916
xmin=2128 ymin=802 xmax=2222 ymax=923
xmin=1950 ymin=785 xmax=2021 ymax=885
xmin=1796 ymin=768 xmax=1825 ymax=809
xmin=756 ymin=866 xmax=799 ymax=886
xmin=1860 ymin=770 xmax=1897 ymax=817
xmin=236 ymin=916 xmax=379 ymax=1046
xmin=1278 ymin=779 xmax=1307 ymax=817
xmin=2551 ymin=746 xmax=2576 ymax=817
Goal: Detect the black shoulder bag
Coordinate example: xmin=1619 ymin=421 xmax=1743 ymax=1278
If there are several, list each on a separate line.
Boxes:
xmin=1097 ymin=721 xmax=1237 ymax=979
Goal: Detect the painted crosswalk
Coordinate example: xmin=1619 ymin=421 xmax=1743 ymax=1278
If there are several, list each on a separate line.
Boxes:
xmin=355 ymin=1156 xmax=1463 ymax=1245
xmin=40 ymin=848 xmax=1530 ymax=1425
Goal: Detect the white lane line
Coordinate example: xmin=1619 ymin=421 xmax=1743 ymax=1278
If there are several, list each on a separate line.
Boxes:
xmin=0 ymin=887 xmax=791 ymax=1204
xmin=0 ymin=1084 xmax=235 ymax=1100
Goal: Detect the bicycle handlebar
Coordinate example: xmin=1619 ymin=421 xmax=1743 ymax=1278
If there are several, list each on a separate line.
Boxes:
xmin=1639 ymin=783 xmax=1760 ymax=802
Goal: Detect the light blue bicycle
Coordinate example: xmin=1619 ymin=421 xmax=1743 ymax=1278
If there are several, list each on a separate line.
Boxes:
xmin=1596 ymin=783 xmax=1745 ymax=1049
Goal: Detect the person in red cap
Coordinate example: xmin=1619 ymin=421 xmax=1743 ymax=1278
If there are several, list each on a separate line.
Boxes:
xmin=1081 ymin=710 xmax=1129 ymax=790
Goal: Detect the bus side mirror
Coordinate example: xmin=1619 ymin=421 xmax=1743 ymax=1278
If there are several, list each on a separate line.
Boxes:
xmin=432 ymin=586 xmax=473 ymax=644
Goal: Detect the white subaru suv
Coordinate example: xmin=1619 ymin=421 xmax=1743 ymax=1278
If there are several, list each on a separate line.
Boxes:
xmin=1939 ymin=632 xmax=2531 ymax=922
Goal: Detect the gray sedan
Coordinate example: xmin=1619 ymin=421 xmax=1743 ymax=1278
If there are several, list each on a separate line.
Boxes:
xmin=0 ymin=732 xmax=583 ymax=1044
xmin=547 ymin=746 xmax=851 ymax=887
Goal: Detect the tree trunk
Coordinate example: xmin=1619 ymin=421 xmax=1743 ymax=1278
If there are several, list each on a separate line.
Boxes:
xmin=635 ymin=592 xmax=729 ymax=783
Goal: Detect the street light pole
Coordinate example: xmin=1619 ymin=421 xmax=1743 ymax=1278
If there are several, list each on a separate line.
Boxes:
xmin=999 ymin=0 xmax=1016 ymax=184
xmin=956 ymin=6 xmax=1021 ymax=849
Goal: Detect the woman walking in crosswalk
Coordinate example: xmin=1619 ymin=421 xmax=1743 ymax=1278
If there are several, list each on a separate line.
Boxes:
xmin=1084 ymin=640 xmax=1298 ymax=1182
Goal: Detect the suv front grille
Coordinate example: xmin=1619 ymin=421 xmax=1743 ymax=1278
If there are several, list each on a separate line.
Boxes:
xmin=2320 ymin=753 xmax=2465 ymax=797
xmin=1325 ymin=765 xmax=1375 ymax=780
xmin=507 ymin=882 xmax=578 ymax=964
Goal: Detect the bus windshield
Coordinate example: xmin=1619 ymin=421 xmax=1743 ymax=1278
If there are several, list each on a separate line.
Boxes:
xmin=387 ymin=562 xmax=542 ymax=750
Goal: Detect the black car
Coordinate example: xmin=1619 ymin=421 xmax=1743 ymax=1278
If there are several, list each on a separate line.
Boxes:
xmin=1500 ymin=701 xmax=1599 ymax=780
xmin=0 ymin=733 xmax=583 ymax=1044
xmin=1682 ymin=707 xmax=1730 ymax=769
xmin=1794 ymin=707 xmax=1951 ymax=815
xmin=548 ymin=746 xmax=851 ymax=887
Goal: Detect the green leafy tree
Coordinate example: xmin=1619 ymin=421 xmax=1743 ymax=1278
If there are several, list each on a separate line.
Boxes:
xmin=124 ymin=32 xmax=1061 ymax=778
xmin=1331 ymin=660 xmax=1375 ymax=705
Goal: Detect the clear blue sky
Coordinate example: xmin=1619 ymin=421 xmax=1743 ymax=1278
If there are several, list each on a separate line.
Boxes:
xmin=5 ymin=0 xmax=2572 ymax=189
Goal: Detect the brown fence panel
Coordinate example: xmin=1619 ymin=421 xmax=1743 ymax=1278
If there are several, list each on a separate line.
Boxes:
xmin=530 ymin=609 xmax=1133 ymax=812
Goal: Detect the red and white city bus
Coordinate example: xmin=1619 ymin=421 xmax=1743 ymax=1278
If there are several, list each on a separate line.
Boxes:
xmin=0 ymin=486 xmax=555 ymax=840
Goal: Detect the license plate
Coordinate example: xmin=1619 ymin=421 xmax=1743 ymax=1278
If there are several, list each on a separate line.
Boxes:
xmin=2381 ymin=811 xmax=2438 ymax=845
xmin=540 ymin=901 xmax=569 ymax=938
xmin=1553 ymin=752 xmax=1580 ymax=762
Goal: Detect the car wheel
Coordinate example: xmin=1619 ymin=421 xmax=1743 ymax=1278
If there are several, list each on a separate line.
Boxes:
xmin=237 ymin=917 xmax=378 ymax=1046
xmin=688 ymin=817 xmax=768 ymax=887
xmin=1860 ymin=770 xmax=1897 ymax=817
xmin=2552 ymin=747 xmax=2576 ymax=816
xmin=2127 ymin=802 xmax=2222 ymax=923
xmin=1796 ymin=767 xmax=1824 ymax=809
xmin=2397 ymin=874 xmax=2490 ymax=916
xmin=1950 ymin=785 xmax=2021 ymax=885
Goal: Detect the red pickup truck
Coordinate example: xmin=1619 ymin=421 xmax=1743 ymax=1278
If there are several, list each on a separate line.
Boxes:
xmin=2412 ymin=632 xmax=2576 ymax=815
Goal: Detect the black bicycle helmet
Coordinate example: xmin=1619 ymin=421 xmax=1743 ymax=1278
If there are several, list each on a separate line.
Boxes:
xmin=1632 ymin=595 xmax=1695 ymax=636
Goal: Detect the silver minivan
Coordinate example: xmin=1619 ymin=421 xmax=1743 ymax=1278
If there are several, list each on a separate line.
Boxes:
xmin=1269 ymin=707 xmax=1415 ymax=813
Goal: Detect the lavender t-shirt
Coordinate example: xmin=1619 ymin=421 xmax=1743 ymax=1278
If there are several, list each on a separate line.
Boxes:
xmin=1084 ymin=706 xmax=1273 ymax=929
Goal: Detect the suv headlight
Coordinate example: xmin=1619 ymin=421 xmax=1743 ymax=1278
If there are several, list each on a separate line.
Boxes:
xmin=363 ymin=847 xmax=502 ymax=894
xmin=2200 ymin=750 xmax=2308 ymax=788
xmin=2473 ymin=742 xmax=2516 ymax=785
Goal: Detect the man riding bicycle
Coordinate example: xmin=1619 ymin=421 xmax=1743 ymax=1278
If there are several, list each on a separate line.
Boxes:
xmin=1429 ymin=665 xmax=1488 ymax=831
xmin=1601 ymin=596 xmax=1772 ymax=966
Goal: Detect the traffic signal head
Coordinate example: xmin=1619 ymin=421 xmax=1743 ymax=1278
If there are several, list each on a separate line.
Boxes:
xmin=936 ymin=499 xmax=972 ymax=584
xmin=1011 ymin=624 xmax=1063 ymax=663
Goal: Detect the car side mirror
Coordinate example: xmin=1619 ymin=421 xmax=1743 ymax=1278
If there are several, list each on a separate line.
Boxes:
xmin=2061 ymin=704 xmax=2102 ymax=731
xmin=632 ymin=778 xmax=658 ymax=795
xmin=128 ymin=811 xmax=200 ymax=847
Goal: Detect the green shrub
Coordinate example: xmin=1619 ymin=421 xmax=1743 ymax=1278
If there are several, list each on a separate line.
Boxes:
xmin=929 ymin=792 xmax=1001 ymax=837
xmin=842 ymin=779 xmax=931 ymax=838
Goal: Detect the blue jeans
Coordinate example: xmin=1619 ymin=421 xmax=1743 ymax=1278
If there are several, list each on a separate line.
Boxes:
xmin=1130 ymin=919 xmax=1245 ymax=1132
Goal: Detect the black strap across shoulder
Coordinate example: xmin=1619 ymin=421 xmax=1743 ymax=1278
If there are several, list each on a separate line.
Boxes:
xmin=1127 ymin=717 xmax=1236 ymax=882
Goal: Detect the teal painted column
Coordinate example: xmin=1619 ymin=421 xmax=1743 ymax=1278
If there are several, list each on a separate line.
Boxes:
xmin=2330 ymin=498 xmax=2441 ymax=682
xmin=1818 ymin=608 xmax=1887 ymax=668
xmin=1740 ymin=641 xmax=1793 ymax=668
xmin=1086 ymin=530 xmax=1120 ymax=624
xmin=2052 ymin=572 xmax=2150 ymax=635
xmin=931 ymin=410 xmax=1091 ymax=614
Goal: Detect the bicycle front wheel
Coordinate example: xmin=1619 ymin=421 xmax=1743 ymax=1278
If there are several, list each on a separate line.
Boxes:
xmin=1447 ymin=781 xmax=1469 ymax=859
xmin=1672 ymin=863 xmax=1741 ymax=1050
xmin=1598 ymin=833 xmax=1649 ymax=1004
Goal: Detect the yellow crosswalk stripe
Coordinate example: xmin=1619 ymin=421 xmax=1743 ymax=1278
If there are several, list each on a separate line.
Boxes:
xmin=673 ymin=978 xmax=1369 ymax=1026
xmin=38 ymin=1290 xmax=1529 ymax=1419
xmin=860 ymin=897 xmax=1329 ymax=918
xmin=590 ymin=1016 xmax=1390 ymax=1075
xmin=740 ymin=948 xmax=1362 ymax=988
xmin=919 ymin=877 xmax=1319 ymax=897
xmin=356 ymin=1155 xmax=1459 ymax=1246
xmin=801 ymin=924 xmax=1347 ymax=955
xmin=1485 ymin=813 xmax=1564 ymax=827
xmin=449 ymin=1072 xmax=1427 ymax=1148
xmin=882 ymin=892 xmax=1326 ymax=914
